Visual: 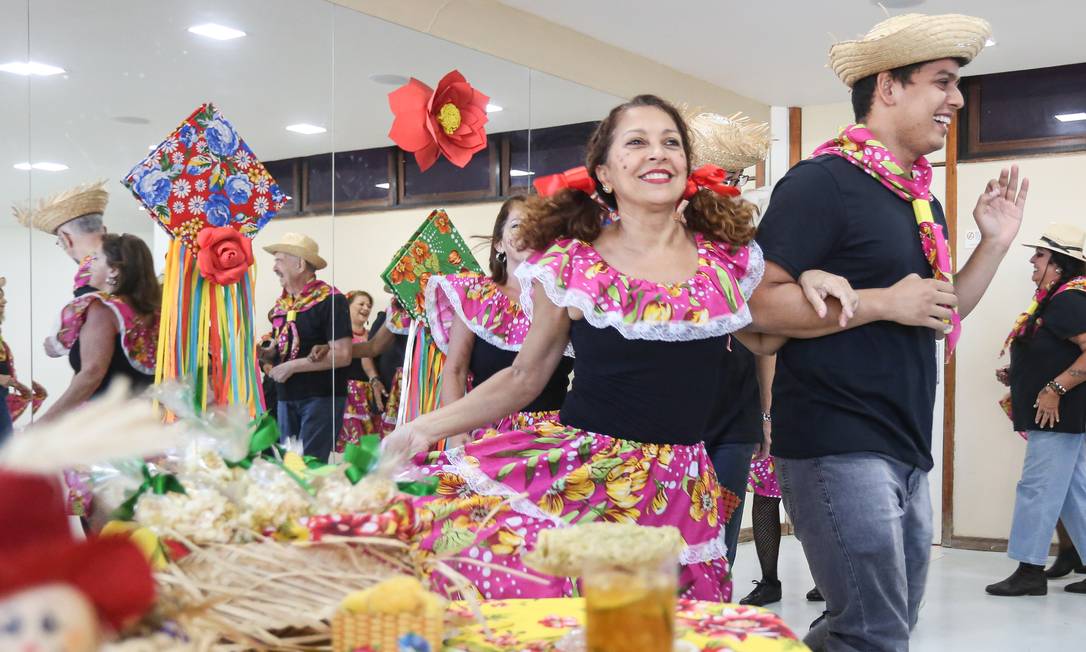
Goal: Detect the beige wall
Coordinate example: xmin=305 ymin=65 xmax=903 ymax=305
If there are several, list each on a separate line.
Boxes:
xmin=331 ymin=0 xmax=767 ymax=121
xmin=953 ymin=153 xmax=1086 ymax=538
xmin=253 ymin=201 xmax=503 ymax=328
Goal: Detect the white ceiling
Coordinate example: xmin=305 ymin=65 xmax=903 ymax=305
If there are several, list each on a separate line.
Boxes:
xmin=501 ymin=0 xmax=1086 ymax=107
xmin=0 ymin=0 xmax=621 ymax=234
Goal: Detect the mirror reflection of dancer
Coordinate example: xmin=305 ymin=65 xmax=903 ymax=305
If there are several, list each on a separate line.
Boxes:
xmin=0 ymin=278 xmax=46 ymax=443
xmin=425 ymin=197 xmax=574 ymax=449
xmin=12 ymin=180 xmax=109 ymax=297
xmin=380 ymin=94 xmax=854 ymax=602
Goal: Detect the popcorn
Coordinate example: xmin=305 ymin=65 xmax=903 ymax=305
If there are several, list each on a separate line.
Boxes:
xmin=236 ymin=459 xmax=313 ymax=533
xmin=134 ymin=487 xmax=237 ymax=544
xmin=315 ymin=474 xmax=397 ymax=515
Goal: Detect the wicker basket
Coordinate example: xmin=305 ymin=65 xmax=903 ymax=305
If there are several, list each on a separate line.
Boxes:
xmin=331 ymin=611 xmax=443 ymax=652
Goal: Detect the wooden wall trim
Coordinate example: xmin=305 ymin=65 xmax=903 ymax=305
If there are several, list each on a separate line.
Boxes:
xmin=788 ymin=107 xmax=802 ymax=167
xmin=941 ymin=115 xmax=959 ymax=547
xmin=951 ymin=536 xmax=1059 ymax=556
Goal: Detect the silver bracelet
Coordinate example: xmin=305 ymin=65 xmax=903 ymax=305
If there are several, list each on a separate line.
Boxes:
xmin=761 ymin=412 xmax=772 ymax=422
xmin=1047 ymin=380 xmax=1068 ymax=396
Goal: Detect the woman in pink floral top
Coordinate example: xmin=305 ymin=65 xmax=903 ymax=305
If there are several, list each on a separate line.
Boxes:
xmin=425 ymin=197 xmax=574 ymax=448
xmin=41 ymin=234 xmax=159 ymax=422
xmin=384 ymin=95 xmax=854 ymax=602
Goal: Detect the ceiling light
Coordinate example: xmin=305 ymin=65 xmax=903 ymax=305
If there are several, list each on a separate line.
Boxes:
xmin=285 ymin=123 xmax=326 ymax=135
xmin=14 ymin=161 xmax=69 ymax=171
xmin=1055 ymin=113 xmax=1086 ymax=123
xmin=187 ymin=23 xmax=246 ymax=41
xmin=374 ymin=182 xmax=391 ymax=190
xmin=486 ymin=104 xmax=503 ymax=113
xmin=369 ymin=74 xmax=410 ymax=86
xmin=0 ymin=61 xmax=65 ymax=76
xmin=509 ymin=169 xmax=534 ymax=177
xmin=33 ymin=162 xmax=69 ymax=171
xmin=985 ymin=38 xmax=997 ymax=47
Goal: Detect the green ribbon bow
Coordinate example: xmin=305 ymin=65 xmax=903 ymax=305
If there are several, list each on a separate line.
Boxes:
xmin=225 ymin=412 xmax=281 ymax=469
xmin=341 ymin=436 xmax=438 ymax=496
xmin=113 ymin=464 xmax=187 ymax=521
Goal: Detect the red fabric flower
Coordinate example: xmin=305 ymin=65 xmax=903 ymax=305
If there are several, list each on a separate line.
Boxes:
xmin=388 ymin=70 xmax=490 ymax=171
xmin=196 ymin=227 xmax=254 ymax=286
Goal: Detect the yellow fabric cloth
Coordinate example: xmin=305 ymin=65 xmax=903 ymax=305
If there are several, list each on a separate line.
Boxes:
xmin=442 ymin=597 xmax=808 ymax=652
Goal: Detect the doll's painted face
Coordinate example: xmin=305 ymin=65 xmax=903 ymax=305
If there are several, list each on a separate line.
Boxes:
xmin=0 ymin=584 xmax=99 ymax=652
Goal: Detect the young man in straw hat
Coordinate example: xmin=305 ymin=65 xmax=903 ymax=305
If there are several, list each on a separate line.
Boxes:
xmin=749 ymin=13 xmax=1029 ymax=652
xmin=264 ymin=232 xmax=352 ymax=461
xmin=12 ymin=180 xmax=109 ymax=297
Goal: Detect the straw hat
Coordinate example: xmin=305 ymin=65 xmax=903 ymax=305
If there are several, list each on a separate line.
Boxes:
xmin=262 ymin=232 xmax=327 ymax=270
xmin=1021 ymin=223 xmax=1086 ymax=263
xmin=11 ymin=180 xmax=110 ymax=234
xmin=829 ymin=13 xmax=991 ymax=87
xmin=683 ymin=109 xmax=771 ymax=172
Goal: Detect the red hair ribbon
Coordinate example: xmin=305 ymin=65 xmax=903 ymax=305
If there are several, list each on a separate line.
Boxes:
xmin=683 ymin=164 xmax=741 ymax=199
xmin=533 ymin=166 xmax=597 ymax=197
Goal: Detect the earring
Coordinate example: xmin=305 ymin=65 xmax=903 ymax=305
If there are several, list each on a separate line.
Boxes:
xmin=496 ymin=251 xmax=507 ymax=264
xmin=601 ymin=184 xmax=611 ymax=194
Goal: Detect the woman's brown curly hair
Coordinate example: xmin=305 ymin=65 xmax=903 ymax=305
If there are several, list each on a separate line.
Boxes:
xmin=517 ymin=94 xmax=756 ymax=251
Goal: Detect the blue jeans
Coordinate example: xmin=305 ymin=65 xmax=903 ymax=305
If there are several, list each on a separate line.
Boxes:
xmin=277 ymin=396 xmax=346 ymax=463
xmin=1008 ymin=431 xmax=1086 ymax=565
xmin=708 ymin=440 xmax=758 ymax=566
xmin=0 ymin=390 xmax=12 ymax=446
xmin=778 ymin=453 xmax=931 ymax=652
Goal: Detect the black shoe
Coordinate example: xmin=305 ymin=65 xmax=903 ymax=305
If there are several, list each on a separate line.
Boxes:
xmin=806 ymin=586 xmax=824 ymax=602
xmin=986 ymin=563 xmax=1047 ymax=596
xmin=739 ymin=579 xmax=782 ymax=606
xmin=1045 ymin=548 xmax=1084 ymax=579
xmin=1067 ymin=578 xmax=1086 ymax=593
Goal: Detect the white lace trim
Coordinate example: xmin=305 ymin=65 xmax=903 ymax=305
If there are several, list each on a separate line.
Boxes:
xmin=516 ymin=261 xmax=758 ymax=343
xmin=423 ymin=276 xmax=522 ymax=356
xmin=679 ymin=526 xmax=730 ymax=566
xmin=442 ymin=446 xmax=730 ymax=567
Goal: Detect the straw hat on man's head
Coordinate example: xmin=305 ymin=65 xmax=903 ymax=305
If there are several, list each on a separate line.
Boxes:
xmin=829 ymin=13 xmax=991 ymax=87
xmin=11 ymin=180 xmax=109 ymax=234
xmin=1021 ymin=223 xmax=1086 ymax=263
xmin=262 ymin=232 xmax=327 ymax=270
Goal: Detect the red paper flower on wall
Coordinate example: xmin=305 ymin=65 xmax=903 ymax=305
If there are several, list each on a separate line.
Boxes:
xmin=388 ymin=70 xmax=490 ymax=171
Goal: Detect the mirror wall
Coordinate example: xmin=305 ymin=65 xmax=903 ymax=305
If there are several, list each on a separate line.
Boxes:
xmin=2 ymin=0 xmax=623 ymax=439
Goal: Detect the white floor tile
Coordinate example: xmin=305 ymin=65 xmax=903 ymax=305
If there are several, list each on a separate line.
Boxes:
xmin=729 ymin=536 xmax=1086 ymax=650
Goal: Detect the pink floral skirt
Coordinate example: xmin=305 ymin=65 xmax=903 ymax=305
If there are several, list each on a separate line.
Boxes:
xmin=411 ymin=421 xmax=739 ymax=602
xmin=472 ymin=409 xmax=561 ymax=440
xmin=747 ymin=456 xmax=781 ymax=499
xmin=337 ymin=379 xmax=380 ymax=453
xmin=380 ymin=368 xmax=403 ymax=436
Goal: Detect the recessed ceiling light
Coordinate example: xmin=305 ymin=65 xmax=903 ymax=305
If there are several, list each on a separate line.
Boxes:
xmin=13 ymin=161 xmax=69 ymax=172
xmin=187 ymin=23 xmax=246 ymax=41
xmin=486 ymin=104 xmax=503 ymax=113
xmin=985 ymin=38 xmax=997 ymax=47
xmin=0 ymin=61 xmax=65 ymax=76
xmin=509 ymin=169 xmax=534 ymax=177
xmin=369 ymin=74 xmax=410 ymax=86
xmin=374 ymin=182 xmax=391 ymax=190
xmin=1055 ymin=112 xmax=1086 ymax=123
xmin=285 ymin=123 xmax=326 ymax=135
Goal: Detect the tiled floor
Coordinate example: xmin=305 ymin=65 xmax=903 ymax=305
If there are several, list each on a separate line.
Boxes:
xmin=730 ymin=536 xmax=1085 ymax=650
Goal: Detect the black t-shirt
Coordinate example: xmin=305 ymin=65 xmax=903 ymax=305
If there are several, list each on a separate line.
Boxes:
xmin=703 ymin=339 xmax=761 ymax=447
xmin=559 ymin=319 xmax=725 ymax=445
xmin=276 ymin=293 xmax=352 ymax=401
xmin=469 ymin=339 xmax=574 ymax=413
xmin=756 ymin=154 xmax=946 ymax=471
xmin=1010 ymin=291 xmax=1086 ymax=433
xmin=70 ymin=335 xmax=153 ymax=398
xmin=368 ymin=311 xmax=408 ymax=388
